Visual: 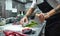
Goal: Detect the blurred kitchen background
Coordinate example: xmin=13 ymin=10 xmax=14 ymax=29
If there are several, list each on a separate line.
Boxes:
xmin=0 ymin=0 xmax=43 ymax=26
xmin=0 ymin=0 xmax=59 ymax=18
xmin=0 ymin=0 xmax=41 ymax=18
xmin=0 ymin=0 xmax=59 ymax=25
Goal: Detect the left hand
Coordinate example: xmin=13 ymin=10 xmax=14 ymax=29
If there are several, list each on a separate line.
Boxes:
xmin=20 ymin=16 xmax=28 ymax=25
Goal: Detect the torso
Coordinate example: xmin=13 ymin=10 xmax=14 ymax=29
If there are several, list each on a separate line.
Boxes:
xmin=37 ymin=0 xmax=60 ymax=36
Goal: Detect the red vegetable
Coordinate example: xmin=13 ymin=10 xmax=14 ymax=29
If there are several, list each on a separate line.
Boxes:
xmin=3 ymin=30 xmax=27 ymax=36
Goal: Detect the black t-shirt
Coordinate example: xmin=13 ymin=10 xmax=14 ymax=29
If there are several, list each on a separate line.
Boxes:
xmin=37 ymin=0 xmax=60 ymax=25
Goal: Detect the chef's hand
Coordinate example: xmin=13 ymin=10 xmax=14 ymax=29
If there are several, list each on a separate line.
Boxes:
xmin=20 ymin=16 xmax=28 ymax=25
xmin=36 ymin=13 xmax=49 ymax=23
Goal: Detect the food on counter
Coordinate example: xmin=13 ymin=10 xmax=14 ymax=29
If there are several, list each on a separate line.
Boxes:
xmin=0 ymin=18 xmax=6 ymax=26
xmin=5 ymin=17 xmax=18 ymax=24
xmin=0 ymin=22 xmax=5 ymax=26
xmin=22 ymin=28 xmax=32 ymax=34
xmin=22 ymin=28 xmax=36 ymax=34
xmin=24 ymin=21 xmax=38 ymax=27
xmin=31 ymin=30 xmax=36 ymax=34
xmin=3 ymin=30 xmax=27 ymax=36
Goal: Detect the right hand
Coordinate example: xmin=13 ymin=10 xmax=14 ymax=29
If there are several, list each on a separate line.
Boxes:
xmin=36 ymin=13 xmax=50 ymax=23
xmin=36 ymin=13 xmax=45 ymax=23
xmin=20 ymin=16 xmax=28 ymax=25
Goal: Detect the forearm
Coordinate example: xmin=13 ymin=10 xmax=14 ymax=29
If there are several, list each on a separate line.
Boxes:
xmin=25 ymin=8 xmax=35 ymax=17
xmin=25 ymin=0 xmax=37 ymax=17
xmin=35 ymin=5 xmax=60 ymax=19
xmin=45 ymin=9 xmax=55 ymax=19
xmin=45 ymin=5 xmax=60 ymax=19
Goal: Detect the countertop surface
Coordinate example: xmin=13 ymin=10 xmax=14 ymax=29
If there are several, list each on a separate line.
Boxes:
xmin=0 ymin=21 xmax=46 ymax=36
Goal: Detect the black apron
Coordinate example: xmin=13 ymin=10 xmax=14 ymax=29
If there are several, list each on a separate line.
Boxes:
xmin=37 ymin=0 xmax=60 ymax=36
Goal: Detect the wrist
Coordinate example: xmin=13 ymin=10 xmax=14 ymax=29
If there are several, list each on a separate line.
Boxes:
xmin=24 ymin=15 xmax=27 ymax=17
xmin=25 ymin=13 xmax=36 ymax=19
xmin=24 ymin=15 xmax=29 ymax=18
xmin=44 ymin=13 xmax=50 ymax=19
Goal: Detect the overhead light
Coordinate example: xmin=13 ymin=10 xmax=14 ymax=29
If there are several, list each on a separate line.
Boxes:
xmin=18 ymin=0 xmax=26 ymax=2
xmin=15 ymin=0 xmax=30 ymax=3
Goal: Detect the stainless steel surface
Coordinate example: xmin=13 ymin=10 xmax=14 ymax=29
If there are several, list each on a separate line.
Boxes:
xmin=0 ymin=21 xmax=46 ymax=36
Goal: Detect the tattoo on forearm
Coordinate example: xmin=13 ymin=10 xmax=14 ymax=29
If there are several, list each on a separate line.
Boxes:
xmin=55 ymin=5 xmax=60 ymax=13
xmin=26 ymin=8 xmax=35 ymax=18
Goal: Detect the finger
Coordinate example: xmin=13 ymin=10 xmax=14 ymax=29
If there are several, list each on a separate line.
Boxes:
xmin=39 ymin=13 xmax=45 ymax=22
xmin=20 ymin=19 xmax=24 ymax=25
xmin=26 ymin=18 xmax=28 ymax=24
xmin=24 ymin=18 xmax=26 ymax=22
xmin=20 ymin=21 xmax=23 ymax=25
xmin=24 ymin=18 xmax=28 ymax=24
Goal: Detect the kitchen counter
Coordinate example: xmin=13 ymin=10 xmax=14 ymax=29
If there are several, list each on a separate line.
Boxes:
xmin=0 ymin=21 xmax=46 ymax=36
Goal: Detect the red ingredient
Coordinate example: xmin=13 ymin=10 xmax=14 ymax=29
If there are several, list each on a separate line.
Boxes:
xmin=3 ymin=30 xmax=27 ymax=36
